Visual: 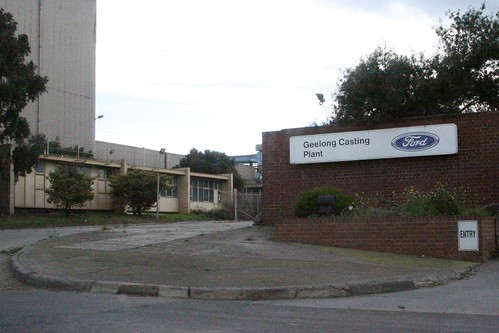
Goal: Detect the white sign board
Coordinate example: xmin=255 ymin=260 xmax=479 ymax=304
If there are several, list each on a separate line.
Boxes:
xmin=458 ymin=220 xmax=479 ymax=251
xmin=289 ymin=124 xmax=458 ymax=164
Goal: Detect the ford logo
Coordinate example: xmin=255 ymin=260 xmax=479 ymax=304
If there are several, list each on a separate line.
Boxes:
xmin=391 ymin=132 xmax=440 ymax=151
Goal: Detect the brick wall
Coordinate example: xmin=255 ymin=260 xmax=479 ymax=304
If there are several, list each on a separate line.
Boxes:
xmin=262 ymin=112 xmax=499 ymax=224
xmin=274 ymin=216 xmax=497 ymax=262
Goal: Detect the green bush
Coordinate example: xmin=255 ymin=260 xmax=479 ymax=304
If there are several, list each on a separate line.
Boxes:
xmin=294 ymin=187 xmax=354 ymax=217
xmin=428 ymin=183 xmax=466 ymax=215
xmin=350 ymin=206 xmax=395 ymax=218
xmin=399 ymin=183 xmax=467 ymax=216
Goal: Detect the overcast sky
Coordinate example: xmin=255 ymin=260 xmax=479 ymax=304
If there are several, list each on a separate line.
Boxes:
xmin=95 ymin=0 xmax=496 ymax=156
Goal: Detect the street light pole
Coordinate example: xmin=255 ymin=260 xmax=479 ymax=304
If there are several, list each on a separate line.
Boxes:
xmin=94 ymin=115 xmax=104 ymax=158
xmin=156 ymin=148 xmax=166 ymax=221
xmin=106 ymin=148 xmax=114 ymax=162
xmin=315 ymin=93 xmax=328 ymax=123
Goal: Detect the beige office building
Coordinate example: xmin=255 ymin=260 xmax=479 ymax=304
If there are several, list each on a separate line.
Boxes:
xmin=0 ymin=0 xmax=96 ymax=150
xmin=12 ymin=154 xmax=234 ymax=214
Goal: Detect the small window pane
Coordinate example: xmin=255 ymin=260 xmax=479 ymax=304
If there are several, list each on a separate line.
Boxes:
xmin=35 ymin=162 xmax=45 ymax=174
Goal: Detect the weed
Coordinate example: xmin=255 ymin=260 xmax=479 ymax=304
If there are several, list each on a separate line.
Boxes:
xmin=47 ymin=229 xmax=59 ymax=239
xmin=0 ymin=246 xmax=23 ymax=254
xmin=399 ymin=183 xmax=467 ymax=216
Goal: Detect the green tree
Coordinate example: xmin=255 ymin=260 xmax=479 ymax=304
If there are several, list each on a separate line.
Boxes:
xmin=0 ymin=9 xmax=48 ymax=177
xmin=432 ymin=3 xmax=499 ymax=113
xmin=331 ymin=4 xmax=498 ymax=124
xmin=10 ymin=134 xmax=94 ymax=181
xmin=177 ymin=148 xmax=245 ymax=191
xmin=333 ymin=47 xmax=425 ymax=123
xmin=109 ymin=170 xmax=169 ymax=216
xmin=45 ymin=136 xmax=93 ymax=158
xmin=45 ymin=167 xmax=94 ymax=216
xmin=11 ymin=133 xmax=46 ymax=181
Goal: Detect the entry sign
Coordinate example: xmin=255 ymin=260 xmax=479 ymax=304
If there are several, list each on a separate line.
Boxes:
xmin=458 ymin=220 xmax=479 ymax=251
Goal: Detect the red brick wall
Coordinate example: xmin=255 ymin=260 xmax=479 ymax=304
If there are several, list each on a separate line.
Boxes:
xmin=262 ymin=112 xmax=499 ymax=224
xmin=274 ymin=216 xmax=497 ymax=262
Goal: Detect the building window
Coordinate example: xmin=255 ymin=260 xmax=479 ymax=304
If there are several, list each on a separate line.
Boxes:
xmin=78 ymin=166 xmax=91 ymax=176
xmin=35 ymin=161 xmax=45 ymax=174
xmin=190 ymin=178 xmax=218 ymax=202
xmin=160 ymin=177 xmax=178 ymax=197
xmin=98 ymin=169 xmax=114 ymax=179
xmin=54 ymin=164 xmax=91 ymax=176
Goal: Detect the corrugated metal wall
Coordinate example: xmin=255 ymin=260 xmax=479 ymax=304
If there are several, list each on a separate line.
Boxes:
xmin=0 ymin=0 xmax=96 ymax=151
xmin=95 ymin=141 xmax=185 ymax=169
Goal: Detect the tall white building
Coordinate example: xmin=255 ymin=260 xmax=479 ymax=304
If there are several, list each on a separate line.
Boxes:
xmin=0 ymin=0 xmax=96 ymax=151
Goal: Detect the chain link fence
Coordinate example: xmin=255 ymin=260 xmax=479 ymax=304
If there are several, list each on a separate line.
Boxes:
xmin=219 ymin=189 xmax=262 ymax=221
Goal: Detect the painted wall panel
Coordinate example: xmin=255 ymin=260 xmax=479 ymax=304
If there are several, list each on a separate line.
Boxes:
xmin=35 ymin=189 xmax=46 ymax=207
xmin=1 ymin=0 xmax=96 ymax=150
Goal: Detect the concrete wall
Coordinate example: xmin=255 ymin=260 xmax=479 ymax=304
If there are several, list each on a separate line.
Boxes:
xmin=274 ymin=216 xmax=498 ymax=262
xmin=262 ymin=112 xmax=499 ymax=224
xmin=0 ymin=0 xmax=96 ymax=150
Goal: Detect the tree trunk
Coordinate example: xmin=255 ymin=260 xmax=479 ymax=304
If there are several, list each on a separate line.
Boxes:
xmin=64 ymin=204 xmax=71 ymax=216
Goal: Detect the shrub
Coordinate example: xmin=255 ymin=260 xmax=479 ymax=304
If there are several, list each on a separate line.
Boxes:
xmin=351 ymin=192 xmax=398 ymax=217
xmin=350 ymin=206 xmax=395 ymax=218
xmin=109 ymin=170 xmax=170 ymax=216
xmin=399 ymin=183 xmax=467 ymax=216
xmin=428 ymin=183 xmax=466 ymax=215
xmin=45 ymin=167 xmax=94 ymax=216
xmin=294 ymin=187 xmax=354 ymax=217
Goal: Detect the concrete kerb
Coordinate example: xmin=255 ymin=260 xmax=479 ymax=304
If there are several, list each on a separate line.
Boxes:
xmin=412 ymin=264 xmax=480 ymax=288
xmin=11 ymin=240 xmax=479 ymax=300
xmin=10 ymin=250 xmax=93 ymax=292
xmin=10 ymin=247 xmax=478 ymax=301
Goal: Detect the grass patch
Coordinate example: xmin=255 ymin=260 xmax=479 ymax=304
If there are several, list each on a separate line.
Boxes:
xmin=0 ymin=211 xmax=210 ymax=230
xmin=298 ymin=244 xmax=474 ymax=270
xmin=0 ymin=246 xmax=23 ymax=254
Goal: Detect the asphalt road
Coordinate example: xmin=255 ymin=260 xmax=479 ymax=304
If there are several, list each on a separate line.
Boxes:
xmin=0 ymin=226 xmax=102 ymax=250
xmin=1 ymin=226 xmax=101 ymax=292
xmin=266 ymin=260 xmax=499 ymax=316
xmin=1 ymin=225 xmax=497 ymax=332
xmin=0 ymin=289 xmax=497 ymax=333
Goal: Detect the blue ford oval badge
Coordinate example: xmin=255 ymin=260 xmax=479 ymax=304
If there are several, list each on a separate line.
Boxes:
xmin=391 ymin=132 xmax=440 ymax=151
